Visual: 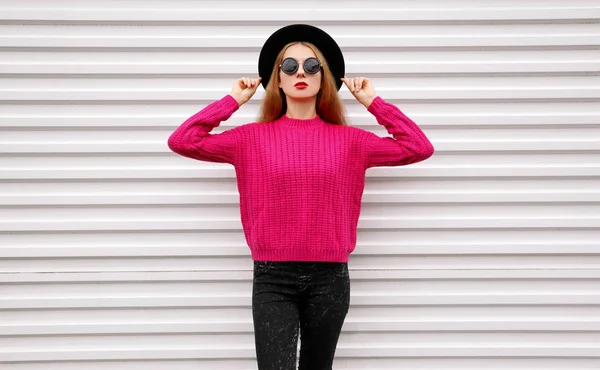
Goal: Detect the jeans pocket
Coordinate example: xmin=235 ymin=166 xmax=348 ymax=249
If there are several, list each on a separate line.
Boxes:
xmin=330 ymin=263 xmax=349 ymax=278
xmin=253 ymin=261 xmax=270 ymax=279
xmin=253 ymin=261 xmax=287 ymax=282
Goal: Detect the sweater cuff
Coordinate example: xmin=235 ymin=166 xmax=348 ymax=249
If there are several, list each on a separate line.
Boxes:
xmin=223 ymin=94 xmax=241 ymax=113
xmin=366 ymin=95 xmax=385 ymax=114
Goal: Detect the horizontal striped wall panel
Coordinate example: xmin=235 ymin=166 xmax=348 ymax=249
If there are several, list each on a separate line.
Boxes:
xmin=1 ymin=0 xmax=600 ymax=369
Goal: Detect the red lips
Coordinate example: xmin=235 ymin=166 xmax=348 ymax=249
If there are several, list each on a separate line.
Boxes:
xmin=294 ymin=82 xmax=308 ymax=88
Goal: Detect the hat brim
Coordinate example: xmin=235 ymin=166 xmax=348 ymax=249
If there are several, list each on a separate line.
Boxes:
xmin=258 ymin=24 xmax=345 ymax=91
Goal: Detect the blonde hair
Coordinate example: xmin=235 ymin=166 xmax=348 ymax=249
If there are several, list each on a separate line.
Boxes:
xmin=257 ymin=42 xmax=347 ymax=126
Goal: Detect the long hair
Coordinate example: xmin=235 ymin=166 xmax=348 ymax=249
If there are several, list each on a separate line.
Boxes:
xmin=257 ymin=42 xmax=347 ymax=126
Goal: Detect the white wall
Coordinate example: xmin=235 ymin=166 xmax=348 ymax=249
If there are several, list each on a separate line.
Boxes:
xmin=1 ymin=1 xmax=600 ymax=369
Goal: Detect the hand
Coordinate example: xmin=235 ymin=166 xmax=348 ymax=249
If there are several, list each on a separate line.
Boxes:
xmin=230 ymin=77 xmax=262 ymax=106
xmin=341 ymin=76 xmax=377 ymax=108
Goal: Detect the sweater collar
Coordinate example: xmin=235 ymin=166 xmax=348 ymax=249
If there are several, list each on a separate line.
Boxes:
xmin=278 ymin=114 xmax=325 ymax=127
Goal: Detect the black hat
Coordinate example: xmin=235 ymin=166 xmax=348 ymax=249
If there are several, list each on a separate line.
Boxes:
xmin=258 ymin=24 xmax=345 ymax=91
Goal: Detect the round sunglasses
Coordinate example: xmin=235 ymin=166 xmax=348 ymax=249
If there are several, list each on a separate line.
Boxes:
xmin=279 ymin=57 xmax=322 ymax=75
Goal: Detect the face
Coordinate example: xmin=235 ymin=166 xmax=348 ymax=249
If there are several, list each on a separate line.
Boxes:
xmin=278 ymin=43 xmax=322 ymax=100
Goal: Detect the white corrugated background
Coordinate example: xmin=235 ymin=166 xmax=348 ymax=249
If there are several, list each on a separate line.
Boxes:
xmin=1 ymin=1 xmax=600 ymax=369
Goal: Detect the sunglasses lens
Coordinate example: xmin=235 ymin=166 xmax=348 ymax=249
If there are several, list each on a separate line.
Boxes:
xmin=304 ymin=58 xmax=321 ymax=74
xmin=281 ymin=58 xmax=298 ymax=74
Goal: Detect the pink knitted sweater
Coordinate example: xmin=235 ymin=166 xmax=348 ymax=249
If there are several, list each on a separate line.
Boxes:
xmin=168 ymin=94 xmax=434 ymax=262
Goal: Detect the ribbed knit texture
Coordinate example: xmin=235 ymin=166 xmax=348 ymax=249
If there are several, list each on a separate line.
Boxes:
xmin=168 ymin=94 xmax=434 ymax=262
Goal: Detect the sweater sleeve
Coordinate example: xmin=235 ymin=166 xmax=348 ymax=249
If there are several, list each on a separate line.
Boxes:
xmin=167 ymin=94 xmax=243 ymax=164
xmin=361 ymin=96 xmax=434 ymax=168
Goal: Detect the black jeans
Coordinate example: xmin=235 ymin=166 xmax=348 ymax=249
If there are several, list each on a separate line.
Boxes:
xmin=252 ymin=260 xmax=351 ymax=370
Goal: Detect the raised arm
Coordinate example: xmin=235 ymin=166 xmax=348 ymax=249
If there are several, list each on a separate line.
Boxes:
xmin=167 ymin=94 xmax=242 ymax=164
xmin=362 ymin=96 xmax=434 ymax=168
xmin=341 ymin=76 xmax=434 ymax=168
xmin=167 ymin=77 xmax=262 ymax=164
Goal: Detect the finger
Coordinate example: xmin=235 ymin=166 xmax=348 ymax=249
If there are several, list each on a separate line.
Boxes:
xmin=348 ymin=78 xmax=355 ymax=92
xmin=346 ymin=78 xmax=354 ymax=92
xmin=341 ymin=77 xmax=351 ymax=91
xmin=354 ymin=78 xmax=360 ymax=93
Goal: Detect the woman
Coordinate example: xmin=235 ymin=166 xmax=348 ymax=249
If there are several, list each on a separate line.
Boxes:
xmin=168 ymin=24 xmax=434 ymax=370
